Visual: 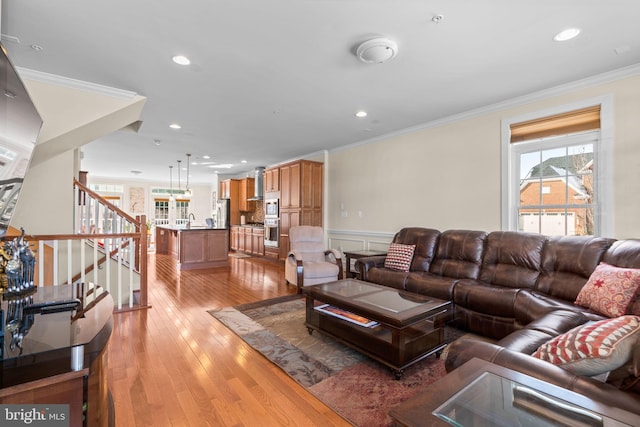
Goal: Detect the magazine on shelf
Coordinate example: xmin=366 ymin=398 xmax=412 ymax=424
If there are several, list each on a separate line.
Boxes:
xmin=314 ymin=304 xmax=379 ymax=328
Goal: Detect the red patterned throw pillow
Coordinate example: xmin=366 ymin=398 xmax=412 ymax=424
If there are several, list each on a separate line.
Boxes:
xmin=575 ymin=263 xmax=640 ymax=317
xmin=532 ymin=315 xmax=640 ymax=376
xmin=384 ymin=243 xmax=416 ymax=272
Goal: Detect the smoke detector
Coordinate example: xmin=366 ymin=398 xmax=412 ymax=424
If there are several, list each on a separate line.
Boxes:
xmin=356 ymin=38 xmax=398 ymax=64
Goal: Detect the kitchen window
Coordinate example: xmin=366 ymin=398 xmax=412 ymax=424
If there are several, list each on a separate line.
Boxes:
xmin=502 ymin=96 xmax=613 ymax=237
xmin=176 ymin=200 xmax=190 ymax=221
xmin=155 ymin=199 xmax=169 ymax=221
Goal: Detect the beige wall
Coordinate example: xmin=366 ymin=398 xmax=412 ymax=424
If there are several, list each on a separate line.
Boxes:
xmin=327 ymin=73 xmax=640 ymax=247
xmin=12 ymin=150 xmax=76 ymax=235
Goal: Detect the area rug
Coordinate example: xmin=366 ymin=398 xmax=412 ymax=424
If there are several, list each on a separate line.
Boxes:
xmin=209 ymin=295 xmax=465 ymax=426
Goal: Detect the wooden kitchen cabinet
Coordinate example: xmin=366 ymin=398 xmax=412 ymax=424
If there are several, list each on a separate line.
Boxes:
xmin=239 ymin=177 xmax=255 ymax=212
xmin=232 ymin=226 xmax=264 ymax=256
xmin=243 ymin=227 xmax=252 ymax=252
xmin=219 ymin=179 xmax=241 ymax=225
xmin=278 ymin=160 xmax=323 ymax=260
xmin=264 ymin=167 xmax=279 ymax=193
xmin=230 ymin=226 xmax=240 ymax=251
xmin=251 ymin=227 xmax=264 ymax=256
xmin=280 ymin=162 xmax=300 ymax=209
xmin=279 ymin=209 xmax=299 ymax=259
xmin=219 ymin=179 xmax=231 ymax=199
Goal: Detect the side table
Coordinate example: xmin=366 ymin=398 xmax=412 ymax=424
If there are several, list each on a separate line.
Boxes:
xmin=343 ymin=250 xmax=387 ymax=279
xmin=389 ymin=358 xmax=639 ymax=426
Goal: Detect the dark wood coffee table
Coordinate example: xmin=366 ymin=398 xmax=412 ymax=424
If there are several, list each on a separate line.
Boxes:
xmin=302 ymin=279 xmax=452 ymax=379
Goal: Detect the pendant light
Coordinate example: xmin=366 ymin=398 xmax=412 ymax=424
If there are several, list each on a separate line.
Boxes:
xmin=169 ymin=165 xmax=175 ymax=201
xmin=177 ymin=160 xmax=182 ymax=193
xmin=184 ymin=153 xmax=193 ymax=197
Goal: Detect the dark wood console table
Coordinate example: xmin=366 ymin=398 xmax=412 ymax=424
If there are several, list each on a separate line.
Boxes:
xmin=0 ymin=283 xmax=114 ymax=426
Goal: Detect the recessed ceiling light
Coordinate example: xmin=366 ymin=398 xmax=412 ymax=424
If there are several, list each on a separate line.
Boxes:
xmin=169 ymin=123 xmax=182 ymax=129
xmin=203 ymin=155 xmax=210 ymax=159
xmin=554 ymin=28 xmax=581 ymax=42
xmin=172 ymin=55 xmax=191 ymax=65
xmin=355 ymin=111 xmax=368 ymax=118
xmin=241 ymin=160 xmax=247 ymax=163
xmin=30 ymin=44 xmax=44 ymax=51
xmin=208 ymin=164 xmax=233 ymax=169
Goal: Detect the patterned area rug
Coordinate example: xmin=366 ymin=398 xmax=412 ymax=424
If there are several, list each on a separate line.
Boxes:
xmin=209 ymin=295 xmax=464 ymax=426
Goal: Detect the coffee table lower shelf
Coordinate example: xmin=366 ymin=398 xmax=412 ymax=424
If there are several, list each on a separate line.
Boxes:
xmin=305 ymin=305 xmax=446 ymax=380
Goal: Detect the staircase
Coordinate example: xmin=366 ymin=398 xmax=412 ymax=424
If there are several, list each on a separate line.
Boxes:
xmin=8 ymin=179 xmax=150 ymax=311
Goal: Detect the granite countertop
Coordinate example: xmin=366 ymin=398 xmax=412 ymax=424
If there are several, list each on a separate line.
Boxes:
xmin=157 ymin=225 xmax=228 ymax=231
xmin=233 ymin=223 xmax=264 ymax=228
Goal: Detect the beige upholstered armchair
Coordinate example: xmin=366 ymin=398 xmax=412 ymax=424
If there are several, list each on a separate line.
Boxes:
xmin=285 ymin=226 xmax=344 ymax=292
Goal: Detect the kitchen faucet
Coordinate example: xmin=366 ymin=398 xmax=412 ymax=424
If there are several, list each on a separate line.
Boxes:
xmin=187 ymin=213 xmax=196 ymax=229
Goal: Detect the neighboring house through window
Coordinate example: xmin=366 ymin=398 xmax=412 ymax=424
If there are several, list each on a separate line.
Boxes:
xmin=502 ymin=96 xmax=613 ymax=237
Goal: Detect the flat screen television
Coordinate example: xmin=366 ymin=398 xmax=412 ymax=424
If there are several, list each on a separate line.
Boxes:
xmin=0 ymin=42 xmax=42 ymax=236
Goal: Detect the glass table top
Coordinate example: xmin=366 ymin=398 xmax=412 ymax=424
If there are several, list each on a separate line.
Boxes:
xmin=433 ymin=371 xmax=631 ymax=427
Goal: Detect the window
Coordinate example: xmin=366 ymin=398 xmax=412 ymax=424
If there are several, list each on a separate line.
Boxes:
xmin=155 ymin=199 xmax=169 ymax=220
xmin=176 ymin=200 xmax=189 ymax=220
xmin=502 ymin=96 xmax=613 ymax=237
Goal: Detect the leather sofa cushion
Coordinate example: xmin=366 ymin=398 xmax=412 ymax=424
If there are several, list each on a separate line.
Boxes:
xmin=513 ymin=290 xmax=605 ymax=327
xmin=392 ymin=227 xmax=440 ymax=272
xmin=451 ymin=307 xmax=517 ymax=340
xmin=536 ymin=235 xmax=615 ymax=301
xmin=429 ymin=229 xmax=487 ymax=280
xmin=405 ymin=273 xmax=458 ymax=300
xmin=365 ymin=267 xmax=408 ymax=290
xmin=454 ymin=279 xmax=520 ymax=317
xmin=497 ymin=309 xmax=588 ymax=354
xmin=480 ymin=231 xmax=546 ymax=289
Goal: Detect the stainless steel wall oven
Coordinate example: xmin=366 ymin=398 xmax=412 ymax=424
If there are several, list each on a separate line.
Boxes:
xmin=264 ymin=217 xmax=279 ymax=247
xmin=264 ymin=198 xmax=279 ymax=218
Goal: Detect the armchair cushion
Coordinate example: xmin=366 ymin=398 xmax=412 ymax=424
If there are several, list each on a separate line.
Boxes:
xmin=384 ymin=243 xmax=416 ymax=272
xmin=285 ymin=226 xmax=343 ymax=289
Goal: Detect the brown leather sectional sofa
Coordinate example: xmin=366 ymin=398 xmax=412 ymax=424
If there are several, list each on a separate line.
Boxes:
xmin=356 ymin=227 xmax=640 ymax=411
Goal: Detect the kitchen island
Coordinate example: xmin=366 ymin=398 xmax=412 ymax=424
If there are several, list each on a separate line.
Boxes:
xmin=156 ymin=225 xmax=229 ymax=270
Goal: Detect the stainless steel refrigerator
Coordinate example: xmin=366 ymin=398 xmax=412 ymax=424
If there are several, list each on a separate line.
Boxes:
xmin=215 ymin=199 xmax=230 ymax=229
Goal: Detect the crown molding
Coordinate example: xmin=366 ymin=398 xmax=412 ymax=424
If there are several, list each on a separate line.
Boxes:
xmin=331 ymin=63 xmax=640 ymax=154
xmin=16 ymin=67 xmax=138 ymax=100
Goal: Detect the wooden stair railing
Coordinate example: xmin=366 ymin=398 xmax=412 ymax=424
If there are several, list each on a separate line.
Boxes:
xmin=2 ymin=180 xmax=149 ymax=311
xmin=72 ymin=178 xmax=148 ymax=310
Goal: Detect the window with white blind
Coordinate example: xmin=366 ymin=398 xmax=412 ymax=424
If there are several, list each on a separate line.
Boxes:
xmin=502 ymin=96 xmax=613 ymax=237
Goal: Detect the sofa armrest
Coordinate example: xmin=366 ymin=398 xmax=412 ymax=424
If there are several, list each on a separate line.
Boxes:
xmin=445 ymin=338 xmax=640 ymax=414
xmin=355 ymin=255 xmax=387 ymax=281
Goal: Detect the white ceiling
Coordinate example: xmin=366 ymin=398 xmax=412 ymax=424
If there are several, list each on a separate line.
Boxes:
xmin=2 ymin=1 xmax=640 ymax=184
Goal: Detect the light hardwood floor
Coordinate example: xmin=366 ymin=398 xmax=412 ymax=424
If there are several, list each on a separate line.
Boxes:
xmin=108 ymin=253 xmax=351 ymax=426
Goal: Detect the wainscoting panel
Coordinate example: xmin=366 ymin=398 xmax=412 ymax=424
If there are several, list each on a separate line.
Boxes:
xmin=327 ymin=229 xmax=395 ymax=254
